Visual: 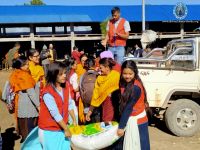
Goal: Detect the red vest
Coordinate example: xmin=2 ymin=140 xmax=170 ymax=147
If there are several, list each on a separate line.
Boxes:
xmin=130 ymin=80 xmax=148 ymax=124
xmin=38 ymin=82 xmax=69 ymax=131
xmin=108 ymin=18 xmax=126 ymax=47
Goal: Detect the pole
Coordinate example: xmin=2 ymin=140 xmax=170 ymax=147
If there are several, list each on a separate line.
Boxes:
xmin=30 ymin=24 xmax=35 ymax=48
xmin=142 ymin=0 xmax=145 ymax=32
xmin=70 ymin=23 xmax=75 ymax=53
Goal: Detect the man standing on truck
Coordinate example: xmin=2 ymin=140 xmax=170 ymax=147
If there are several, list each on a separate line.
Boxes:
xmin=101 ymin=7 xmax=131 ymax=64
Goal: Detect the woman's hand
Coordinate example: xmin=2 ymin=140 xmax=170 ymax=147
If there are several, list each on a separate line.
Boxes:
xmin=73 ymin=120 xmax=77 ymax=126
xmin=117 ymin=129 xmax=125 ymax=137
xmin=85 ymin=110 xmax=92 ymax=122
xmin=64 ymin=129 xmax=72 ymax=138
xmin=58 ymin=120 xmax=72 ymax=138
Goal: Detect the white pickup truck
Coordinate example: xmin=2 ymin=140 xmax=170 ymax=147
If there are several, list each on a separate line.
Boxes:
xmin=125 ymin=37 xmax=200 ymax=137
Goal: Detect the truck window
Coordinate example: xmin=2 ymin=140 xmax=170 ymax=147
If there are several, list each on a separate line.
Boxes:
xmin=169 ymin=41 xmax=195 ymax=69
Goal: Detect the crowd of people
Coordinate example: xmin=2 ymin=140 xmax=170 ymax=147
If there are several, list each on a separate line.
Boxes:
xmin=2 ymin=43 xmax=57 ymax=71
xmin=1 ymin=6 xmax=150 ymax=150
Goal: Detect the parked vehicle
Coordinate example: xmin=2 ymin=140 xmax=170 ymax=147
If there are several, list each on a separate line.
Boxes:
xmin=125 ymin=37 xmax=200 ymax=137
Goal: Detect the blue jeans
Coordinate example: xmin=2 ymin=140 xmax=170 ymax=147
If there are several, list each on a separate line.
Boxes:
xmin=108 ymin=46 xmax=125 ymax=64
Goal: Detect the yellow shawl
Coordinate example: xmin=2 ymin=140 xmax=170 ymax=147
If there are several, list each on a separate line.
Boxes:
xmin=29 ymin=61 xmax=45 ymax=84
xmin=75 ymin=63 xmax=86 ymax=81
xmin=91 ymin=70 xmax=120 ymax=107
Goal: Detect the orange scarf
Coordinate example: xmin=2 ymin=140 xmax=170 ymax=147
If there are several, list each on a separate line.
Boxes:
xmin=9 ymin=69 xmax=36 ymax=117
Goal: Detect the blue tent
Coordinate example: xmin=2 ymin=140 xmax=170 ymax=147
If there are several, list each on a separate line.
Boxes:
xmin=0 ymin=5 xmax=199 ymax=24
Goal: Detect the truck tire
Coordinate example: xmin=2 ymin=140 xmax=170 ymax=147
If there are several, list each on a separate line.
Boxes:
xmin=165 ymin=99 xmax=200 ymax=137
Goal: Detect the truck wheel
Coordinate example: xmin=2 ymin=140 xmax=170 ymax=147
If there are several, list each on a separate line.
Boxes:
xmin=165 ymin=99 xmax=200 ymax=137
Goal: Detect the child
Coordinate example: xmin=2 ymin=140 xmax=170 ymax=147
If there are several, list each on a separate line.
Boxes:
xmin=38 ymin=62 xmax=76 ymax=150
xmin=117 ymin=60 xmax=150 ymax=150
xmin=65 ymin=57 xmax=79 ymax=124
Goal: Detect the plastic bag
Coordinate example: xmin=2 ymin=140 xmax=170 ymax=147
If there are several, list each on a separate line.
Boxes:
xmin=70 ymin=122 xmax=120 ymax=150
xmin=2 ymin=81 xmax=15 ymax=114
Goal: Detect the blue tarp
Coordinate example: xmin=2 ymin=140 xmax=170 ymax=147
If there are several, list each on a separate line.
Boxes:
xmin=0 ymin=5 xmax=199 ymax=24
xmin=20 ymin=127 xmax=42 ymax=150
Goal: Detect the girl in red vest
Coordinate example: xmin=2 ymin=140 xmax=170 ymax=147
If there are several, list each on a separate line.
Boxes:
xmin=115 ymin=60 xmax=150 ymax=150
xmin=65 ymin=57 xmax=79 ymax=100
xmin=38 ymin=62 xmax=76 ymax=150
xmin=65 ymin=57 xmax=79 ymax=124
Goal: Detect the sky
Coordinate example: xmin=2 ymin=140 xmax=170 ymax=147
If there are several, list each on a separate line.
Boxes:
xmin=0 ymin=0 xmax=200 ymax=6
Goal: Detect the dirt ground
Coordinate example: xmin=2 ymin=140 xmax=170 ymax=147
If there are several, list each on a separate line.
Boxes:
xmin=0 ymin=70 xmax=200 ymax=150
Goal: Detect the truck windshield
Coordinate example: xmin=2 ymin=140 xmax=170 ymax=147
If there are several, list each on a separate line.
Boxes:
xmin=166 ymin=41 xmax=193 ymax=58
xmin=165 ymin=40 xmax=195 ymax=70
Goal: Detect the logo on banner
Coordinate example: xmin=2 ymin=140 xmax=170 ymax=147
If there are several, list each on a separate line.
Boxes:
xmin=173 ymin=2 xmax=188 ymax=20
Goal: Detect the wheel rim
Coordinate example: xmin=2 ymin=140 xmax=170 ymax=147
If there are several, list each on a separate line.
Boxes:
xmin=176 ymin=108 xmax=197 ymax=130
